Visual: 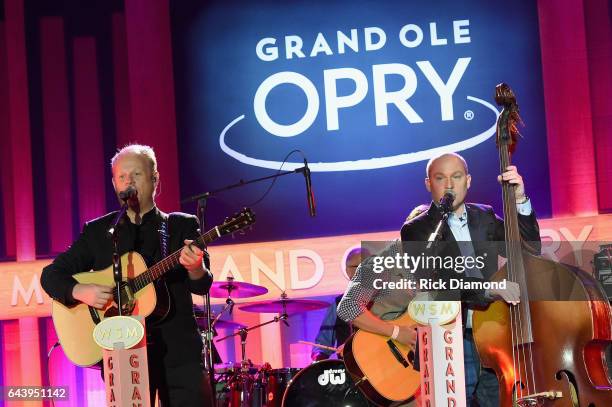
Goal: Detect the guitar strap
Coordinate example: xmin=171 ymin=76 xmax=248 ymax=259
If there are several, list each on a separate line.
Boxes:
xmin=159 ymin=212 xmax=170 ymax=259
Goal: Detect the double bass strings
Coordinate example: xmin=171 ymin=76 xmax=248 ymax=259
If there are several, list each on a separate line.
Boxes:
xmin=500 ymin=143 xmax=537 ymax=401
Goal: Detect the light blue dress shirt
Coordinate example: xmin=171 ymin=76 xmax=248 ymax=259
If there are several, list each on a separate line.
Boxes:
xmin=446 ymin=199 xmax=533 ymax=327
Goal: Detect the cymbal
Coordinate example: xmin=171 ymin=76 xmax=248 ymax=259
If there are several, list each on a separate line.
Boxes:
xmin=206 ymin=319 xmax=246 ymax=330
xmin=195 ymin=316 xmax=246 ymax=331
xmin=209 ymin=280 xmax=268 ymax=298
xmin=193 ymin=307 xmax=246 ymax=330
xmin=238 ymin=298 xmax=330 ymax=314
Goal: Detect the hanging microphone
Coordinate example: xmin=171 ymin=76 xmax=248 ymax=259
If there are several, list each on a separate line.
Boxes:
xmin=119 ymin=186 xmax=138 ymax=201
xmin=439 ymin=190 xmax=456 ymax=213
xmin=303 ymin=159 xmax=316 ymax=217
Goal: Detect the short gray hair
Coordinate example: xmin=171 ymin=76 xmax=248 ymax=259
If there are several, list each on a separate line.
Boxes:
xmin=110 ymin=144 xmax=158 ymax=175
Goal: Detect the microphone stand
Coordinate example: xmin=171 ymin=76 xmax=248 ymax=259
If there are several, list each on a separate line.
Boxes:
xmin=107 ymin=202 xmax=130 ymax=316
xmin=182 ymin=166 xmax=309 ymax=204
xmin=426 ymin=211 xmax=451 ymax=250
xmin=426 ymin=193 xmax=455 ymax=251
xmin=196 ymin=196 xmax=217 ymax=405
xmin=183 ymin=167 xmax=310 ymax=406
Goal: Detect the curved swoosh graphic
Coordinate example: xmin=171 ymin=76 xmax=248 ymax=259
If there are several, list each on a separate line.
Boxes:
xmin=219 ymin=96 xmax=499 ymax=172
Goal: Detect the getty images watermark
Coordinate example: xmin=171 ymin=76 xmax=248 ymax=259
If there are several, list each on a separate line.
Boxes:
xmin=357 ymin=240 xmax=612 ymax=301
xmin=369 ymin=251 xmax=507 ymax=291
xmin=359 ymin=241 xmax=510 ymax=294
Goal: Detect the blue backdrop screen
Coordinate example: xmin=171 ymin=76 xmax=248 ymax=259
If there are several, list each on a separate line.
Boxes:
xmin=172 ymin=0 xmax=550 ymax=242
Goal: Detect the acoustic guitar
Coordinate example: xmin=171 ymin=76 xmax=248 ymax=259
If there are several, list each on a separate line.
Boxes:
xmin=343 ymin=311 xmax=420 ymax=406
xmin=51 ymin=208 xmax=255 ymax=367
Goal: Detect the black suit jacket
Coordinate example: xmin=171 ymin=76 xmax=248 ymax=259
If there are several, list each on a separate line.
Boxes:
xmin=400 ymin=202 xmax=541 ymax=307
xmin=401 ymin=202 xmax=540 ymax=372
xmin=41 ymin=207 xmax=213 ymax=367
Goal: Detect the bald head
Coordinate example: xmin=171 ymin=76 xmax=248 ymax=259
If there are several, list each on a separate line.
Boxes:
xmin=426 ymin=153 xmax=468 ymax=179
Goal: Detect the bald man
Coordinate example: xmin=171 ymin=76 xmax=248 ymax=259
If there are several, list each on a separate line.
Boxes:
xmin=400 ymin=152 xmax=541 ymax=406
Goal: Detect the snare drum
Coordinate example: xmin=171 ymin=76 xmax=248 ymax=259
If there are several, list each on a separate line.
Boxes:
xmin=281 ymin=360 xmax=370 ymax=407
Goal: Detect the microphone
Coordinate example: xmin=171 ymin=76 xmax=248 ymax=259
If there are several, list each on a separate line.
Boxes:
xmin=426 ymin=190 xmax=456 ymax=249
xmin=119 ymin=186 xmax=138 ymax=201
xmin=439 ymin=190 xmax=456 ymax=213
xmin=303 ymin=159 xmax=316 ymax=217
xmin=108 ymin=187 xmax=136 ymax=237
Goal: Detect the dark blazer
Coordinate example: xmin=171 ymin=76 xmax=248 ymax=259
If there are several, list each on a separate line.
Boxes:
xmin=400 ymin=202 xmax=541 ymax=307
xmin=402 ymin=202 xmax=540 ymax=372
xmin=41 ymin=207 xmax=213 ymax=367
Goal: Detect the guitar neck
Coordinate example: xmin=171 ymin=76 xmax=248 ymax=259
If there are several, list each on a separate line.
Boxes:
xmin=131 ymin=226 xmax=221 ymax=293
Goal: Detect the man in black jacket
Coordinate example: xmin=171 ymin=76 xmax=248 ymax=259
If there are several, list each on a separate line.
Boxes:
xmin=41 ymin=144 xmax=213 ymax=406
xmin=401 ymin=152 xmax=540 ymax=406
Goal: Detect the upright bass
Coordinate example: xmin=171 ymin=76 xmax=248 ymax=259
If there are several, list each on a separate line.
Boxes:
xmin=472 ymin=84 xmax=612 ymax=406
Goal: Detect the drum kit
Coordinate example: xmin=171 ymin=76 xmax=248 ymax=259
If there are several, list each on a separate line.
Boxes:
xmin=195 ymin=277 xmax=371 ymax=407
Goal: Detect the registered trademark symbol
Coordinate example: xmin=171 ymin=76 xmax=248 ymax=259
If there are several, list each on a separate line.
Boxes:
xmin=464 ymin=110 xmax=474 ymax=120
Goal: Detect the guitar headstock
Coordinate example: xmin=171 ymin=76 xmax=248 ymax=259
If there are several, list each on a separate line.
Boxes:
xmin=218 ymin=208 xmax=256 ymax=236
xmin=494 ymin=83 xmax=522 ymax=155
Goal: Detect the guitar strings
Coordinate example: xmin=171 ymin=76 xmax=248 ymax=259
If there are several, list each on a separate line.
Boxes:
xmin=132 ymin=229 xmax=214 ymax=291
xmin=131 ymin=214 xmax=250 ymax=291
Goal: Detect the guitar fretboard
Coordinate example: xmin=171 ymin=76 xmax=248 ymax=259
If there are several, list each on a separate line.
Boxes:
xmin=131 ymin=226 xmax=221 ymax=292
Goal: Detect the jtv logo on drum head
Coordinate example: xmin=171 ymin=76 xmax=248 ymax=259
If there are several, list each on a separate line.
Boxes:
xmin=317 ymin=368 xmax=347 ymax=386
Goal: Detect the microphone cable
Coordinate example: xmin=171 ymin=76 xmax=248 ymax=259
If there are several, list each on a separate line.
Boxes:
xmin=244 ymin=149 xmax=306 ymax=208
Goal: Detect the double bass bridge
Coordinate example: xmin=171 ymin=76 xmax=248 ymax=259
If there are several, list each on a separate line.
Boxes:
xmin=515 ymin=390 xmax=563 ymax=406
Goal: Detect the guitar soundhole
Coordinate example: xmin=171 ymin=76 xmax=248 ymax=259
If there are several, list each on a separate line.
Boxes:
xmin=105 ymin=282 xmax=136 ymax=317
xmin=104 ymin=306 xmax=119 ymax=318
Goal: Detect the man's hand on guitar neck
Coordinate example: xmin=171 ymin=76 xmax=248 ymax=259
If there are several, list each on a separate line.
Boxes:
xmin=72 ymin=283 xmax=113 ymax=309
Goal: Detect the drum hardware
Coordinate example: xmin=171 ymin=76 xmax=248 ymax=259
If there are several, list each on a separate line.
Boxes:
xmin=194 ymin=275 xmax=267 ymax=406
xmin=211 ymin=294 xmax=344 ymax=407
xmin=216 ymin=292 xmax=331 ymax=370
xmin=194 ymin=307 xmax=247 ymax=331
xmin=201 ymin=276 xmax=269 ymax=345
xmin=214 ymin=294 xmax=292 ymax=406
